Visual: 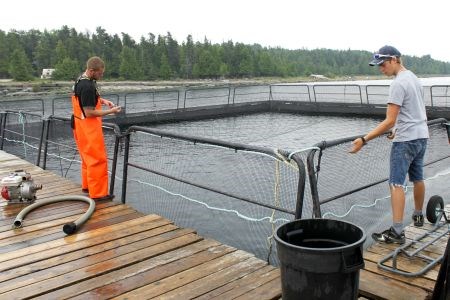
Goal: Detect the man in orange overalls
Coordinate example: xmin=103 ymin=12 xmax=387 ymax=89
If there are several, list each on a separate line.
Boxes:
xmin=71 ymin=57 xmax=121 ymax=201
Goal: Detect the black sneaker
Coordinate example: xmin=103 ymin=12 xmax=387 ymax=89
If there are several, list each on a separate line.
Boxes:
xmin=412 ymin=214 xmax=424 ymax=227
xmin=372 ymin=227 xmax=405 ymax=244
xmin=92 ymin=194 xmax=115 ymax=201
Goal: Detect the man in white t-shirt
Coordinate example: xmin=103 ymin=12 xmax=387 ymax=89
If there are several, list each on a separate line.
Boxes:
xmin=350 ymin=45 xmax=429 ymax=244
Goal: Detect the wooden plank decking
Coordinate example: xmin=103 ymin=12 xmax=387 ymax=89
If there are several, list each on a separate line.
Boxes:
xmin=0 ymin=150 xmax=446 ymax=299
xmin=0 ymin=151 xmax=281 ymax=299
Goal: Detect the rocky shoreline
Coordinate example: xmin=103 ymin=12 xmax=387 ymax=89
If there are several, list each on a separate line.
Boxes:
xmin=0 ymin=75 xmax=380 ymax=99
xmin=0 ymin=78 xmax=284 ymax=98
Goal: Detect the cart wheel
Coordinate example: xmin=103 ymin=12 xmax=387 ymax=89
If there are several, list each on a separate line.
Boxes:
xmin=426 ymin=195 xmax=444 ymax=224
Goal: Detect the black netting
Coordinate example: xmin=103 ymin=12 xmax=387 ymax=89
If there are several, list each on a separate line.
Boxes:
xmin=307 ymin=121 xmax=450 ymax=247
xmin=122 ymin=130 xmax=302 ymax=264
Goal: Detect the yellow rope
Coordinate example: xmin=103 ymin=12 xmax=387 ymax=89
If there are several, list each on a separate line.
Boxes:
xmin=266 ymin=159 xmax=282 ymax=261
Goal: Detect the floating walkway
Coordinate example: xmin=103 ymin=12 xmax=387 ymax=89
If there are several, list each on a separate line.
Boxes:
xmin=0 ymin=150 xmax=445 ymax=299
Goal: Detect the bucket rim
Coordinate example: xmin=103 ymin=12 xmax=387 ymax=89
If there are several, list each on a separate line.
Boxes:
xmin=274 ymin=218 xmax=367 ymax=252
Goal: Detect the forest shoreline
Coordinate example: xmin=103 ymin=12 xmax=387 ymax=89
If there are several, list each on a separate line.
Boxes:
xmin=0 ymin=75 xmax=383 ymax=98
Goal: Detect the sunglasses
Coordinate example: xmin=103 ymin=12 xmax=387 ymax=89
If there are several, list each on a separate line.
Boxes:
xmin=373 ymin=53 xmax=396 ymax=60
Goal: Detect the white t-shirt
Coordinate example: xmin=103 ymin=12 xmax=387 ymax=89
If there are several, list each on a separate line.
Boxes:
xmin=388 ymin=70 xmax=429 ymax=142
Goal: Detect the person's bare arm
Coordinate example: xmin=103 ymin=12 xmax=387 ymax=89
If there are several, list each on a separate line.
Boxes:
xmin=349 ymin=103 xmax=400 ymax=153
xmin=83 ymin=105 xmax=121 ymax=117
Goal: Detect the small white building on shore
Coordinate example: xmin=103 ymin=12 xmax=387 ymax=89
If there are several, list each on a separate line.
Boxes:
xmin=41 ymin=68 xmax=55 ymax=79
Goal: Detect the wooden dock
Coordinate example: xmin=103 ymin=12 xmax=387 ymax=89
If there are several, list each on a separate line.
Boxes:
xmin=0 ymin=150 xmax=445 ymax=299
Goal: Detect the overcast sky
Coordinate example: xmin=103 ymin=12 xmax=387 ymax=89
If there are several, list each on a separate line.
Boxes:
xmin=2 ymin=0 xmax=450 ymax=62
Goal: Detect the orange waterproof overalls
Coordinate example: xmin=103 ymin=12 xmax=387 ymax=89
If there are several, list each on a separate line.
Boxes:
xmin=71 ymin=78 xmax=109 ymax=199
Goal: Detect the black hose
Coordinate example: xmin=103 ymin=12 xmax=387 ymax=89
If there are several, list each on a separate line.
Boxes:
xmin=12 ymin=195 xmax=95 ymax=235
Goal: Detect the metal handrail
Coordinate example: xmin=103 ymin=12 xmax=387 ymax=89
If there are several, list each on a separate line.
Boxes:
xmin=312 ymin=84 xmax=362 ymax=104
xmin=269 ymin=84 xmax=311 ymax=102
xmin=306 ymin=118 xmax=450 ymax=217
xmin=365 ymin=84 xmax=389 ymax=105
xmin=0 ymin=110 xmax=46 ymax=166
xmin=184 ymin=86 xmax=231 ymax=108
xmin=430 ymin=85 xmax=450 ymax=108
xmin=120 ymin=125 xmax=307 ymax=218
xmin=124 ymin=90 xmax=180 ymax=112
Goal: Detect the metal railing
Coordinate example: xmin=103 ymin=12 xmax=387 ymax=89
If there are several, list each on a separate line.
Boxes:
xmin=120 ymin=125 xmax=307 ymax=219
xmin=312 ymin=84 xmax=363 ymax=104
xmin=430 ymin=85 xmax=450 ymax=107
xmin=305 ymin=118 xmax=450 ymax=218
xmin=269 ymin=84 xmax=311 ymax=102
xmin=184 ymin=86 xmax=231 ymax=108
xmin=124 ymin=90 xmax=180 ymax=112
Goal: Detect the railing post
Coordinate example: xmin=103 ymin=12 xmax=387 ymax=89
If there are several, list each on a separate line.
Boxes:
xmin=42 ymin=118 xmax=51 ymax=170
xmin=121 ymin=132 xmax=131 ymax=204
xmin=312 ymin=85 xmax=317 ymax=103
xmin=0 ymin=112 xmax=6 ymax=150
xmin=306 ymin=147 xmax=323 ymax=218
xmin=110 ymin=133 xmax=121 ymax=196
xmin=289 ymin=152 xmax=306 ymax=219
xmin=430 ymin=85 xmax=435 ymax=107
xmin=183 ymin=89 xmax=188 ymax=109
xmin=269 ymin=85 xmax=273 ymax=101
xmin=358 ymin=85 xmax=363 ymax=105
xmin=36 ymin=118 xmax=47 ymax=167
xmin=124 ymin=93 xmax=130 ymax=113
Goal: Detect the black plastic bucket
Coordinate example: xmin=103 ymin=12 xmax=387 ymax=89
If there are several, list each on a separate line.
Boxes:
xmin=274 ymin=219 xmax=366 ymax=300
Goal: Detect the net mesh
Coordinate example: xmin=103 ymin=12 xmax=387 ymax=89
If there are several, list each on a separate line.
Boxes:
xmin=309 ymin=122 xmax=450 ymax=247
xmin=123 ymin=130 xmax=302 ymax=264
xmin=0 ymin=112 xmax=43 ymax=165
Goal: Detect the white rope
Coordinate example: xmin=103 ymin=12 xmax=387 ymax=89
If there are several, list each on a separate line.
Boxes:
xmin=322 ymin=168 xmax=450 ymax=218
xmin=129 ymin=177 xmax=290 ymax=224
xmin=16 ymin=111 xmax=28 ymax=157
xmin=266 ymin=159 xmax=285 ymax=259
xmin=287 ymin=146 xmax=321 ymax=160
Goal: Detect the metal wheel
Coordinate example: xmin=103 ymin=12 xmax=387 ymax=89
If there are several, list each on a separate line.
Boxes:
xmin=426 ymin=195 xmax=444 ymax=224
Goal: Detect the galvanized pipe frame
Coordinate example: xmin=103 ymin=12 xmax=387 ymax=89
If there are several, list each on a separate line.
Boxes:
xmin=305 ymin=118 xmax=450 ymax=218
xmin=123 ymin=90 xmax=180 ymax=112
xmin=0 ymin=111 xmax=121 ymax=199
xmin=0 ymin=110 xmax=46 ymax=165
xmin=120 ymin=125 xmax=308 ymax=218
xmin=377 ymin=210 xmax=449 ymax=277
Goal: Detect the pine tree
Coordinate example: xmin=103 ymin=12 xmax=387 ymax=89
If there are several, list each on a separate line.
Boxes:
xmin=52 ymin=57 xmax=80 ymax=80
xmin=119 ymin=46 xmax=143 ymax=80
xmin=8 ymin=48 xmax=33 ymax=81
xmin=159 ymin=53 xmax=171 ymax=79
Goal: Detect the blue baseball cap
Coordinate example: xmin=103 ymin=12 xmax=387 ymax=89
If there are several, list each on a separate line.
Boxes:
xmin=369 ymin=45 xmax=401 ymax=66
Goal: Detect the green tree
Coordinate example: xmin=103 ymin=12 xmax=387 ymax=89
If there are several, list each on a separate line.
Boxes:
xmin=139 ymin=34 xmax=157 ymax=80
xmin=166 ymin=32 xmax=180 ymax=76
xmin=258 ymin=51 xmax=275 ymax=76
xmin=119 ymin=46 xmax=143 ymax=80
xmin=0 ymin=30 xmax=9 ymax=78
xmin=182 ymin=35 xmax=195 ymax=78
xmin=3 ymin=26 xmax=450 ymax=81
xmin=33 ymin=31 xmax=55 ymax=73
xmin=8 ymin=48 xmax=33 ymax=81
xmin=107 ymin=34 xmax=123 ymax=78
xmin=52 ymin=57 xmax=80 ymax=80
xmin=55 ymin=40 xmax=68 ymax=64
xmin=236 ymin=44 xmax=254 ymax=77
xmin=159 ymin=53 xmax=171 ymax=79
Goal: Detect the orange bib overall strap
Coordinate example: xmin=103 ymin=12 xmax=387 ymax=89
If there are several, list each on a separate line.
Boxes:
xmin=71 ymin=94 xmax=109 ymax=198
